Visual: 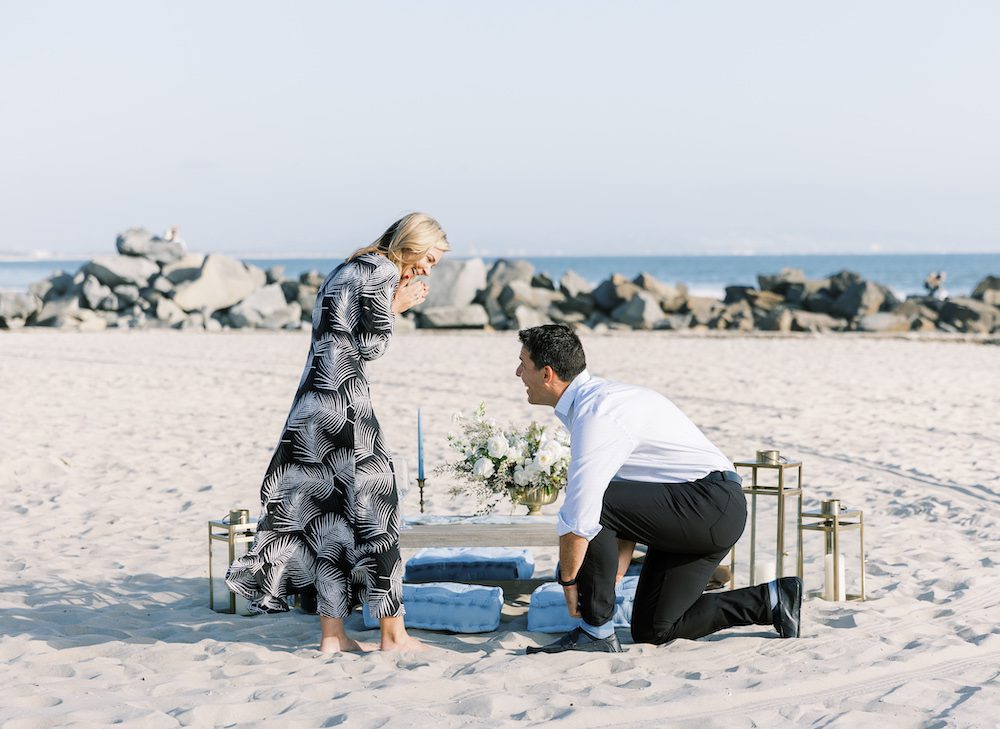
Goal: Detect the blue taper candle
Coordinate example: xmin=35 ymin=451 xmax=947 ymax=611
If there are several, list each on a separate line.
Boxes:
xmin=417 ymin=408 xmax=425 ymax=480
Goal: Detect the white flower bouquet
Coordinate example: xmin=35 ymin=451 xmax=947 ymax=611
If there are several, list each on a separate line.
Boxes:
xmin=441 ymin=403 xmax=571 ymax=514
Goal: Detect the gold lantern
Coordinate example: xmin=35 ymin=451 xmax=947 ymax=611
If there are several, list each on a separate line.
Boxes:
xmin=728 ymin=450 xmax=804 ymax=589
xmin=208 ymin=509 xmax=257 ymax=615
xmin=801 ymin=499 xmax=865 ymax=601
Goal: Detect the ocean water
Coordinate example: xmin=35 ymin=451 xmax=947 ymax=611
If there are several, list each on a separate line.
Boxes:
xmin=2 ymin=253 xmax=998 ymax=299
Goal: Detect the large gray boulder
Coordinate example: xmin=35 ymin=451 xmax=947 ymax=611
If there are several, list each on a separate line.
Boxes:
xmin=417 ymin=258 xmax=487 ymax=310
xmin=971 ymin=275 xmax=1000 ymax=307
xmin=162 ymin=253 xmax=206 ymax=284
xmin=633 ymin=273 xmax=687 ymax=312
xmin=31 ymin=295 xmax=82 ymax=327
xmin=791 ymin=310 xmax=847 ymax=333
xmin=112 ymin=284 xmax=141 ymax=307
xmin=685 ymin=296 xmax=725 ymax=327
xmin=856 ymin=312 xmax=912 ymax=332
xmin=757 ymin=305 xmax=794 ymax=332
xmin=228 ymin=284 xmax=291 ymax=328
xmin=784 ymin=279 xmax=831 ymax=307
xmin=745 ymin=290 xmax=786 ymax=313
xmin=511 ymin=305 xmax=552 ymax=330
xmin=559 ymin=270 xmax=593 ymax=299
xmin=29 ymin=271 xmax=74 ymax=302
xmin=116 ymin=227 xmax=186 ymax=264
xmin=611 ymin=291 xmax=665 ymax=329
xmin=155 ymin=298 xmax=187 ymax=326
xmin=938 ymin=298 xmax=1000 ymax=333
xmin=476 ymin=259 xmax=534 ymax=326
xmin=531 ymin=273 xmax=555 ymax=291
xmin=82 ymin=255 xmax=160 ymax=289
xmin=300 ymin=270 xmax=326 ymax=288
xmin=724 ymin=286 xmax=754 ymax=305
xmin=81 ymin=275 xmax=114 ymax=310
xmin=498 ymin=280 xmax=564 ymax=317
xmin=172 ymin=254 xmax=263 ymax=313
xmin=655 ymin=313 xmax=694 ymax=331
xmin=592 ymin=274 xmax=641 ymax=313
xmin=712 ymin=300 xmax=754 ymax=331
xmin=757 ymin=268 xmax=807 ymax=295
xmin=828 ymin=270 xmax=864 ymax=296
xmin=417 ymin=305 xmax=489 ymax=329
xmin=486 ymin=259 xmax=534 ymax=289
xmin=803 ymin=290 xmax=836 ymax=314
xmin=831 ymin=281 xmax=885 ymax=319
xmin=0 ymin=291 xmax=40 ymax=328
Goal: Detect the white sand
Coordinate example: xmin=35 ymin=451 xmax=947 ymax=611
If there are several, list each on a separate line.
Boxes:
xmin=2 ymin=330 xmax=999 ymax=728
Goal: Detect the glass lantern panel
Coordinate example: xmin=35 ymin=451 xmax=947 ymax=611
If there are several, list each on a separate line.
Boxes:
xmin=803 ymin=516 xmax=864 ymax=601
xmin=732 ymin=488 xmax=800 ymax=588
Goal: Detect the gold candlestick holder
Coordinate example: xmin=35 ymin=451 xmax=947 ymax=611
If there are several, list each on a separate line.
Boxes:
xmin=418 ymin=477 xmax=426 ymax=514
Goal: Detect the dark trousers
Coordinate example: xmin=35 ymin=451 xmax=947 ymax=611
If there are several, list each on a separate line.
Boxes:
xmin=576 ymin=471 xmax=771 ymax=645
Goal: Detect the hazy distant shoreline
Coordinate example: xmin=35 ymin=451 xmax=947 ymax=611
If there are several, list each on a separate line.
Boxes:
xmin=5 ymin=252 xmax=1000 ymax=298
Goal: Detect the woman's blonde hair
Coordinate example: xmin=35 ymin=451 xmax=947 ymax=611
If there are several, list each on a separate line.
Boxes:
xmin=347 ymin=213 xmax=450 ymax=271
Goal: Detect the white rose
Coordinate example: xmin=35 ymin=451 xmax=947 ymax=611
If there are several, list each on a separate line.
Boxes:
xmin=523 ymin=461 xmax=541 ymax=481
xmin=487 ymin=433 xmax=509 ymax=459
xmin=539 ymin=442 xmax=563 ymax=460
xmin=472 ymin=457 xmax=495 ymax=479
xmin=513 ymin=465 xmax=531 ymax=486
xmin=535 ymin=450 xmax=554 ymax=473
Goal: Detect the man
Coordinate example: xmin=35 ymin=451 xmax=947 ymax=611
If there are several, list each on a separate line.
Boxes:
xmin=516 ymin=325 xmax=801 ymax=654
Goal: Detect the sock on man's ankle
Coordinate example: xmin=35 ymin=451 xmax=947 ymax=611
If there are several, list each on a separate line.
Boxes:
xmin=579 ymin=619 xmax=615 ymax=639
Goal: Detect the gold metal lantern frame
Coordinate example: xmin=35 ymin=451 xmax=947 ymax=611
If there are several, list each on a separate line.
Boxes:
xmin=801 ymin=499 xmax=866 ymax=601
xmin=728 ymin=453 xmax=804 ymax=589
xmin=208 ymin=509 xmax=257 ymax=614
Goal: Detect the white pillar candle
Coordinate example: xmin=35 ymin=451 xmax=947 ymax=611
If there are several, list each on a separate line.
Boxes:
xmin=753 ymin=559 xmax=776 ymax=585
xmin=823 ymin=553 xmax=847 ymax=600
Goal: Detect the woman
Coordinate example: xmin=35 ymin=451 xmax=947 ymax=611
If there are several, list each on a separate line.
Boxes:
xmin=227 ymin=213 xmax=449 ymax=652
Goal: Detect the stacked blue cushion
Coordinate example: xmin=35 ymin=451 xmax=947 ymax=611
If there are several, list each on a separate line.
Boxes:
xmin=404 ymin=547 xmax=535 ymax=582
xmin=527 ymin=576 xmax=639 ymax=633
xmin=361 ymin=582 xmax=503 ymax=633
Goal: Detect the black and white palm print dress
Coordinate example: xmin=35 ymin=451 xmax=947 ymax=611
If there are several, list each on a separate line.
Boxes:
xmin=226 ymin=253 xmax=404 ymax=620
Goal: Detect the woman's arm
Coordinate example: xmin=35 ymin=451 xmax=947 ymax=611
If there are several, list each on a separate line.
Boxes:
xmin=355 ymin=261 xmax=399 ymax=361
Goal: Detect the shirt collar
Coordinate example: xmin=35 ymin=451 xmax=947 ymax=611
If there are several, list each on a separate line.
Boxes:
xmin=554 ymin=369 xmax=590 ymax=426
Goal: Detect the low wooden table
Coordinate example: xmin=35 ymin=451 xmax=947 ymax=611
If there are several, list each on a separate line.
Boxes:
xmin=399 ymin=518 xmax=558 ymax=597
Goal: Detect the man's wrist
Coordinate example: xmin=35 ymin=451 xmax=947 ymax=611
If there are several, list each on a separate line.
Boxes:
xmin=557 ymin=575 xmax=578 ymax=587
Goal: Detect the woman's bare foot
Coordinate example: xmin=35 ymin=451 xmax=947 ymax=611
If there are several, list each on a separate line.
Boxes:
xmin=380 ymin=633 xmax=427 ymax=652
xmin=319 ymin=635 xmax=375 ymax=653
xmin=378 ymin=615 xmax=427 ymax=652
xmin=318 ymin=615 xmax=374 ymax=653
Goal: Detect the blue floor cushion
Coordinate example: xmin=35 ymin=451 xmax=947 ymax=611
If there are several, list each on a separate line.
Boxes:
xmin=362 ymin=582 xmax=504 ymax=633
xmin=404 ymin=547 xmax=535 ymax=582
xmin=527 ymin=577 xmax=639 ymax=633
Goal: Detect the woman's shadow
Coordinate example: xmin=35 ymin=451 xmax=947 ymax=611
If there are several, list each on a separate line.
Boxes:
xmin=0 ymin=574 xmax=496 ymax=655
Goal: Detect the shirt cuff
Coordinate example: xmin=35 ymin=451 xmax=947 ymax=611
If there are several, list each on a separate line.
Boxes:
xmin=556 ymin=511 xmax=602 ymax=541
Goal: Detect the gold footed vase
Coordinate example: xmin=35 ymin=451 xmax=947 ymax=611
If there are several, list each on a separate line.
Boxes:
xmin=507 ymin=484 xmax=560 ymax=516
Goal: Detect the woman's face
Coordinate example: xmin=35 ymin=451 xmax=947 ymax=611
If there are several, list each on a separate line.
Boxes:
xmin=407 ymin=246 xmax=447 ymax=277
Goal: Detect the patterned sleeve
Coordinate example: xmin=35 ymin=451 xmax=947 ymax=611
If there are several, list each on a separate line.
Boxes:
xmin=355 ymin=258 xmax=399 ymax=361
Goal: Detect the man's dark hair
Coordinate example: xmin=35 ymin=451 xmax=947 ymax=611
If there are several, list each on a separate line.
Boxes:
xmin=518 ymin=324 xmax=586 ymax=382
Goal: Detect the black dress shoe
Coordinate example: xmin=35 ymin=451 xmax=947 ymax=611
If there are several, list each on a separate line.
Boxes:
xmin=772 ymin=576 xmax=802 ymax=638
xmin=526 ymin=627 xmax=623 ymax=654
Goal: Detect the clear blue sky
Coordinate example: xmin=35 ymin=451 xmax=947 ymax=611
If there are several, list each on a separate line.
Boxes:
xmin=1 ymin=1 xmax=998 ymax=257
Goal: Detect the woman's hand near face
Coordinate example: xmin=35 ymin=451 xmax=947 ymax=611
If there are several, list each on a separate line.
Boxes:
xmin=391 ymin=274 xmax=429 ymax=314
